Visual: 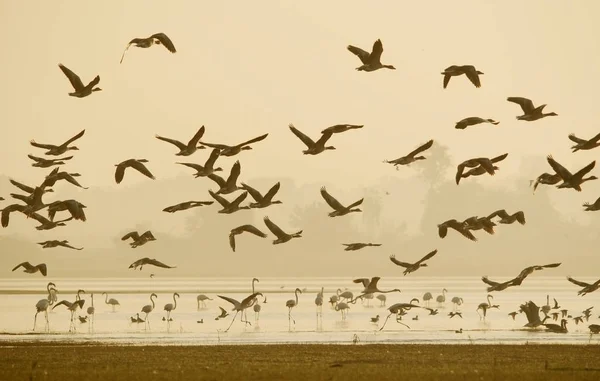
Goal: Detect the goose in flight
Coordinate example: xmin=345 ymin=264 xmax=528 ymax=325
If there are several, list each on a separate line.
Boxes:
xmin=342 ymin=243 xmax=382 ymax=251
xmin=455 ymin=153 xmax=508 ymax=185
xmin=519 ymin=301 xmax=545 ymax=328
xmin=162 ymin=201 xmax=213 ymax=213
xmin=47 ymin=200 xmax=87 ymax=222
xmin=176 ymin=148 xmax=222 ymax=177
xmin=1 ymin=204 xmax=28 ymax=227
xmin=114 ymin=159 xmax=155 ymax=184
xmin=458 ymin=165 xmax=500 ymax=183
xmin=319 ymin=187 xmax=363 ymax=217
xmin=455 ymin=117 xmax=499 ymax=130
xmin=241 ymin=182 xmax=282 ymax=208
xmin=463 ymin=216 xmax=496 ymax=235
xmin=507 ymin=97 xmax=557 ymax=121
xmin=389 ymin=249 xmax=438 ymax=276
xmin=583 ymin=197 xmax=600 ymax=211
xmin=288 ymin=124 xmax=335 ymax=155
xmin=437 ymin=219 xmax=476 ymax=241
xmin=30 ymin=213 xmax=73 ymax=231
xmin=58 ymin=64 xmax=101 ymax=98
xmin=321 ymin=124 xmax=364 ymax=134
xmin=546 ymin=155 xmax=596 ymax=192
xmin=129 ymin=257 xmax=176 ymax=271
xmin=384 ymin=140 xmax=434 ymax=169
xmin=530 ymin=172 xmax=562 ymax=193
xmin=209 ymin=190 xmax=250 ymax=214
xmin=155 ymin=126 xmax=206 ymax=156
xmin=569 ymin=132 xmax=600 ymax=153
xmin=441 ymin=65 xmax=483 ymax=88
xmin=487 ymin=209 xmax=526 ymax=225
xmin=122 ymin=231 xmax=157 ymax=248
xmin=28 ymin=154 xmax=73 ymax=168
xmin=200 ymin=133 xmax=268 ymax=157
xmin=207 ymin=161 xmax=242 ymax=195
xmin=30 ymin=129 xmax=85 ymax=156
xmin=482 ymin=263 xmax=561 ymax=292
xmin=37 ymin=240 xmax=83 ymax=250
xmin=347 ymin=39 xmax=396 ymax=72
xmin=566 ymin=277 xmax=600 ymax=296
xmin=263 ymin=216 xmax=302 ymax=244
xmin=120 ymin=33 xmax=177 ymax=64
xmin=42 ymin=168 xmax=88 ymax=189
xmin=12 ymin=262 xmax=47 ymax=276
xmin=229 ymin=224 xmax=268 ymax=252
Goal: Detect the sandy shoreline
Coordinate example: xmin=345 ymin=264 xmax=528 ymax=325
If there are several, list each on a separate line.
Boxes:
xmin=2 ymin=343 xmax=600 ymax=380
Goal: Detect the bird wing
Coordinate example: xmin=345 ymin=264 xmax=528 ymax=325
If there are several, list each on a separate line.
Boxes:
xmin=546 ymin=155 xmax=572 ymax=181
xmin=147 ymin=258 xmax=175 ymax=269
xmin=475 ymin=159 xmax=496 ymax=175
xmin=416 ymin=249 xmax=438 ymax=265
xmin=151 ymin=33 xmax=177 ymax=53
xmin=240 ymin=224 xmax=267 ymax=238
xmin=130 ymin=161 xmax=155 ymax=180
xmin=490 ymin=153 xmax=509 ymax=163
xmin=407 ymin=140 xmax=434 ymax=157
xmin=321 ymin=124 xmax=363 ymax=134
xmin=507 ymin=97 xmax=535 ymax=114
xmin=263 ymin=216 xmax=287 ymax=238
xmin=240 ymin=183 xmax=263 ymax=202
xmin=29 ymin=141 xmax=56 ymax=150
xmin=204 ymin=148 xmax=221 ymax=168
xmin=28 ymin=154 xmax=45 ymax=162
xmin=229 ymin=233 xmax=236 ymax=252
xmin=28 ymin=212 xmax=51 ymax=225
xmin=119 ymin=39 xmax=140 ymax=64
xmin=588 ymin=132 xmax=600 ymax=144
xmin=37 ymin=263 xmax=48 ymax=276
xmin=207 ymin=173 xmax=226 ymax=187
xmin=464 ymin=67 xmax=481 ymax=87
xmin=155 ymin=135 xmax=187 ymax=150
xmin=62 ymin=129 xmax=86 ymax=147
xmin=226 ymin=161 xmax=241 ymax=186
xmin=177 ymin=162 xmax=203 ymax=171
xmin=219 ymin=306 xmax=227 ymax=315
xmin=229 ymin=191 xmax=248 ymax=207
xmin=198 ymin=141 xmax=230 ymax=150
xmin=263 ymin=182 xmax=281 ymax=202
xmin=141 ymin=231 xmax=156 ymax=240
xmin=58 ymin=64 xmax=84 ymax=91
xmin=208 ymin=190 xmax=230 ymax=208
xmin=568 ymin=134 xmax=587 ymax=144
xmin=288 ymin=124 xmax=316 ymax=148
xmin=443 ymin=74 xmax=451 ymax=89
xmin=487 ymin=209 xmax=509 ymax=219
xmin=352 ymin=278 xmax=370 ymax=287
xmin=448 ymin=222 xmax=477 ymax=241
xmin=347 ymin=45 xmax=371 ymax=64
xmin=540 ymin=262 xmax=561 ymax=269
xmin=567 ymin=276 xmax=590 ymax=287
xmin=114 ymin=164 xmax=126 ymax=184
xmin=235 ymin=133 xmax=268 ymax=148
xmin=122 ymin=231 xmax=141 ymax=241
xmin=455 ymin=163 xmax=466 ymax=184
xmin=314 ymin=131 xmax=334 ymax=147
xmin=389 ymin=255 xmax=410 ymax=268
xmin=12 ymin=262 xmax=31 ymax=272
xmin=187 ymin=126 xmax=206 ymax=147
xmin=217 ymin=295 xmax=241 ymax=309
xmin=481 ymin=276 xmax=501 ymax=287
xmin=572 ymin=160 xmax=596 ymax=179
xmin=346 ymin=198 xmax=364 ymax=209
xmin=320 ymin=187 xmax=346 ymax=211
xmin=369 ymin=39 xmax=384 ymax=64
xmin=9 ymin=179 xmax=34 ymax=194
xmin=241 ymin=292 xmax=262 ymax=307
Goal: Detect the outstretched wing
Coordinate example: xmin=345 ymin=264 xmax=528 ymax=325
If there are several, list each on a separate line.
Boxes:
xmin=155 ymin=135 xmax=186 ymax=150
xmin=217 ymin=295 xmax=240 ymax=309
xmin=240 ymin=183 xmax=264 ymax=202
xmin=239 ymin=224 xmax=267 ymax=238
xmin=263 ymin=182 xmax=281 ymax=202
xmin=416 ymin=249 xmax=438 ymax=265
xmin=236 ymin=133 xmax=268 ymax=148
xmin=204 ymin=148 xmax=221 ymax=168
xmin=263 ymin=216 xmax=286 ymax=237
xmin=30 ymin=141 xmax=55 ymax=150
xmin=369 ymin=39 xmax=384 ymax=64
xmin=288 ymin=124 xmax=316 ymax=148
xmin=507 ymin=97 xmax=535 ymax=114
xmin=131 ymin=161 xmax=155 ymax=180
xmin=540 ymin=262 xmax=561 ymax=269
xmin=481 ymin=276 xmax=501 ymax=287
xmin=207 ymin=173 xmax=226 ymax=188
xmin=121 ymin=231 xmax=140 ymax=241
xmin=187 ymin=126 xmax=206 ymax=147
xmin=208 ymin=190 xmax=230 ymax=208
xmin=566 ymin=276 xmax=590 ymax=287
xmin=151 ymin=33 xmax=177 ymax=53
xmin=389 ymin=255 xmax=410 ymax=268
xmin=320 ymin=187 xmax=345 ymax=211
xmin=347 ymin=45 xmax=371 ymax=64
xmin=546 ymin=155 xmax=572 ymax=181
xmin=62 ymin=129 xmax=86 ymax=147
xmin=58 ymin=64 xmax=84 ymax=91
xmin=12 ymin=262 xmax=31 ymax=272
xmin=9 ymin=179 xmax=34 ymax=194
xmin=573 ymin=160 xmax=596 ymax=179
xmin=568 ymin=134 xmax=587 ymax=144
xmin=147 ymin=258 xmax=175 ymax=269
xmin=226 ymin=161 xmax=241 ymax=185
xmin=487 ymin=209 xmax=509 ymax=220
xmin=407 ymin=140 xmax=434 ymax=157
xmin=229 ymin=233 xmax=236 ymax=252
xmin=490 ymin=153 xmax=509 ymax=163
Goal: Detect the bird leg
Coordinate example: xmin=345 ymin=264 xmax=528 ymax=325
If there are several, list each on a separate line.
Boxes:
xmin=240 ymin=311 xmax=252 ymax=327
xmin=379 ymin=313 xmax=394 ymax=331
xmin=224 ymin=311 xmax=239 ymax=332
xmin=33 ymin=312 xmax=39 ymax=331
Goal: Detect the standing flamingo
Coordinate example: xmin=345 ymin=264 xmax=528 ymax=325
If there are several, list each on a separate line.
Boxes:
xmin=102 ymin=292 xmax=120 ymax=312
xmin=335 ymin=302 xmax=350 ymax=320
xmin=286 ymin=288 xmax=302 ymax=330
xmin=476 ymin=294 xmax=498 ymax=321
xmin=33 ymin=282 xmax=57 ymax=331
xmin=196 ymin=294 xmax=212 ymax=310
xmin=164 ymin=292 xmax=180 ymax=321
xmin=141 ymin=293 xmax=158 ymax=329
xmin=422 ymin=292 xmax=433 ymax=307
xmin=315 ymin=287 xmax=324 ymax=321
xmin=86 ymin=293 xmax=95 ymax=332
xmin=248 ymin=278 xmax=260 ymax=323
xmin=451 ymin=296 xmax=464 ymax=312
xmin=376 ymin=294 xmax=387 ymax=307
xmin=436 ymin=288 xmax=448 ymax=307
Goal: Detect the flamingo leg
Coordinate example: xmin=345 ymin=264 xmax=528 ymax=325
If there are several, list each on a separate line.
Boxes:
xmin=224 ymin=311 xmax=239 ymax=332
xmin=379 ymin=313 xmax=394 ymax=331
xmin=33 ymin=312 xmax=38 ymax=331
xmin=45 ymin=310 xmax=49 ymax=332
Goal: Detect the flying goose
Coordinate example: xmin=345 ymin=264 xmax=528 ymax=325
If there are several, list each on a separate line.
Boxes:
xmin=208 ymin=190 xmax=250 ymax=214
xmin=487 ymin=209 xmax=526 ymax=225
xmin=319 ymin=187 xmax=363 ymax=217
xmin=155 ymin=126 xmax=206 ymax=156
xmin=120 ymin=33 xmax=177 ymax=64
xmin=200 ymin=133 xmax=268 ymax=157
xmin=47 ymin=200 xmax=87 ymax=222
xmin=441 ymin=65 xmax=483 ymax=88
xmin=530 ymin=172 xmax=562 ymax=193
xmin=42 ymin=168 xmax=88 ymax=189
xmin=241 ymin=182 xmax=282 ymax=208
xmin=458 ymin=165 xmax=500 ymax=182
xmin=207 ymin=161 xmax=242 ymax=195
xmin=342 ymin=243 xmax=382 ymax=251
xmin=546 ymin=155 xmax=596 ymax=191
xmin=288 ymin=124 xmax=335 ymax=155
xmin=0 ymin=204 xmax=28 ymax=227
xmin=12 ymin=262 xmax=47 ymax=276
xmin=463 ymin=216 xmax=496 ymax=235
xmin=176 ymin=148 xmax=222 ymax=177
xmin=162 ymin=201 xmax=213 ymax=213
xmin=384 ymin=139 xmax=434 ymax=169
xmin=566 ymin=277 xmax=600 ymax=296
xmin=321 ymin=124 xmax=364 ymax=134
xmin=28 ymin=154 xmax=73 ymax=168
xmin=482 ymin=263 xmax=561 ymax=292
xmin=30 ymin=213 xmax=74 ymax=231
xmin=263 ymin=216 xmax=302 ymax=244
xmin=114 ymin=159 xmax=155 ymax=184
xmin=389 ymin=249 xmax=438 ymax=276
xmin=128 ymin=257 xmax=176 ymax=270
xmin=122 ymin=231 xmax=157 ymax=248
xmin=569 ymin=132 xmax=600 ymax=153
xmin=437 ymin=219 xmax=476 ymax=241
xmin=507 ymin=97 xmax=557 ymax=121
xmin=37 ymin=240 xmax=83 ymax=250
xmin=229 ymin=224 xmax=268 ymax=252
xmin=30 ymin=129 xmax=85 ymax=156
xmin=455 ymin=153 xmax=508 ymax=185
xmin=455 ymin=117 xmax=499 ymax=130
xmin=58 ymin=64 xmax=101 ymax=98
xmin=347 ymin=39 xmax=396 ymax=72
xmin=583 ymin=197 xmax=600 ymax=211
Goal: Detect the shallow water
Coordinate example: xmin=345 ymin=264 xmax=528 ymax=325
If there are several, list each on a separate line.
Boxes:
xmin=1 ymin=277 xmax=599 ymax=345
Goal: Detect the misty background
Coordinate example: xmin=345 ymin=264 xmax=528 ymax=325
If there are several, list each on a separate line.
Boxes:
xmin=1 ymin=1 xmax=599 ymax=277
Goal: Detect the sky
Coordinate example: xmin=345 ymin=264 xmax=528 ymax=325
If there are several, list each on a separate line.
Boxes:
xmin=1 ymin=1 xmax=600 ymax=278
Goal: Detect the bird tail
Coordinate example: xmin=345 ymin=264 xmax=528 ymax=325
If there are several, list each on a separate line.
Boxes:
xmin=291 ymin=230 xmax=303 ymax=238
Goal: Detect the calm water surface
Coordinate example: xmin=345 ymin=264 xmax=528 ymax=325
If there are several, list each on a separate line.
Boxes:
xmin=0 ymin=277 xmax=598 ymax=345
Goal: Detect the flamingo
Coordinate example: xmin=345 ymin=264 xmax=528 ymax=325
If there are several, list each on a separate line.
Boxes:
xmin=286 ymin=288 xmax=302 ymax=330
xmin=315 ymin=287 xmax=324 ymax=322
xmin=163 ymin=292 xmax=180 ymax=321
xmin=376 ymin=294 xmax=387 ymax=307
xmin=250 ymin=278 xmax=261 ymax=323
xmin=451 ymin=296 xmax=464 ymax=312
xmin=379 ymin=299 xmax=420 ymax=331
xmin=436 ymin=289 xmax=447 ymax=307
xmin=102 ymin=292 xmax=120 ymax=312
xmin=141 ymin=293 xmax=158 ymax=329
xmin=422 ymin=292 xmax=433 ymax=307
xmin=197 ymin=294 xmax=213 ymax=310
xmin=53 ymin=292 xmax=86 ymax=333
xmin=476 ymin=294 xmax=499 ymax=321
xmin=335 ymin=302 xmax=350 ymax=320
xmin=86 ymin=293 xmax=95 ymax=332
xmin=217 ymin=292 xmax=262 ymax=332
xmin=33 ymin=282 xmax=57 ymax=331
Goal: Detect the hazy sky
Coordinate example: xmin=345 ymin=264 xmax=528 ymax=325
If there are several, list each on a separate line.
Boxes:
xmin=1 ymin=1 xmax=600 ymax=277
